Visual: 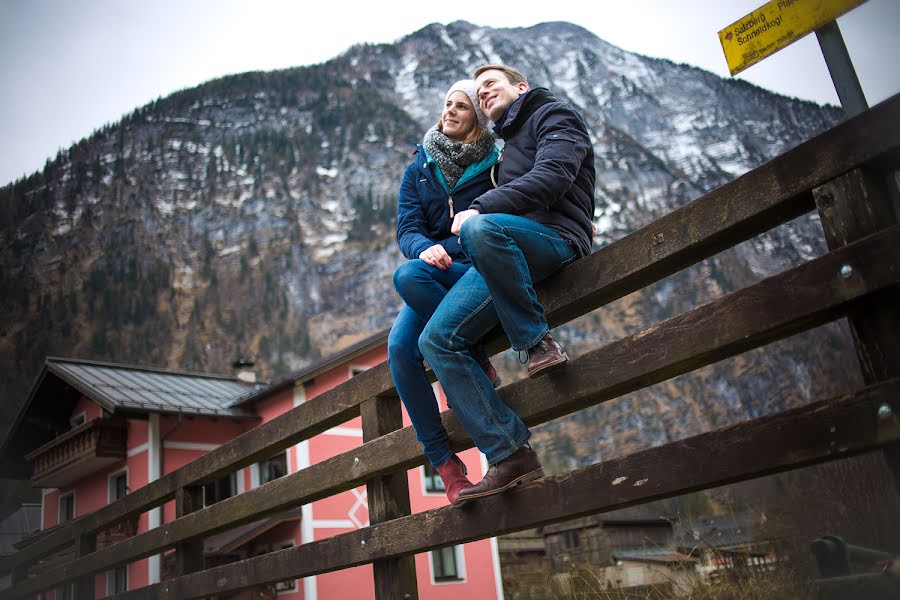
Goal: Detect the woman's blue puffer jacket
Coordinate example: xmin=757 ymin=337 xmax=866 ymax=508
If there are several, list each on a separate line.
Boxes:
xmin=396 ymin=144 xmax=499 ymax=261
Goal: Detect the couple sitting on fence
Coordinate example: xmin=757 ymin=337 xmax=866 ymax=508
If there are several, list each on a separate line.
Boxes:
xmin=388 ymin=64 xmax=596 ymax=505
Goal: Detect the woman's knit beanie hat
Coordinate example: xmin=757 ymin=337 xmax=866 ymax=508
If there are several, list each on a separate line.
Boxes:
xmin=445 ymin=79 xmax=487 ymax=127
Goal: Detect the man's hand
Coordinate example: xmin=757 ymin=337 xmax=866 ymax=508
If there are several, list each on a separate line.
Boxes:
xmin=419 ymin=244 xmax=453 ymax=270
xmin=451 ymin=208 xmax=480 ymax=236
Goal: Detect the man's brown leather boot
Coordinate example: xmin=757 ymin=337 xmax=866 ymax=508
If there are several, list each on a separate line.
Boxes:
xmin=456 ymin=445 xmax=543 ymax=503
xmin=526 ymin=332 xmax=568 ymax=378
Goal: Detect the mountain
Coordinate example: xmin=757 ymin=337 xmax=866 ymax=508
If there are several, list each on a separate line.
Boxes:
xmin=0 ymin=21 xmax=857 ymax=474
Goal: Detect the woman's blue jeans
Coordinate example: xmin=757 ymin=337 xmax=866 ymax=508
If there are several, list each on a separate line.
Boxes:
xmin=418 ymin=214 xmax=576 ymax=465
xmin=388 ymin=259 xmax=490 ymax=468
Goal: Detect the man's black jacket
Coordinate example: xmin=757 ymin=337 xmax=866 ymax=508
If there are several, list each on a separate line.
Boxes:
xmin=471 ymin=87 xmax=595 ymax=257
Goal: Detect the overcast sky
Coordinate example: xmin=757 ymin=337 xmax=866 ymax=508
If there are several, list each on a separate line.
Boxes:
xmin=1 ymin=0 xmax=897 ymax=187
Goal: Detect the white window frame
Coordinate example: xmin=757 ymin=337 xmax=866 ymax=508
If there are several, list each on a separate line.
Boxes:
xmin=420 ymin=464 xmax=446 ymax=497
xmin=253 ymin=450 xmax=288 ymax=489
xmin=429 ymin=544 xmax=467 ymax=585
xmin=58 ymin=491 xmax=75 ymax=524
xmin=108 ymin=468 xmax=128 ymax=504
xmin=203 ymin=471 xmax=238 ymax=507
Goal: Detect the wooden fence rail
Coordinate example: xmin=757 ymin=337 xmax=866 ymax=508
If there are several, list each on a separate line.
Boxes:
xmin=2 ymin=93 xmax=898 ymax=600
xmin=116 ymin=379 xmax=900 ymax=600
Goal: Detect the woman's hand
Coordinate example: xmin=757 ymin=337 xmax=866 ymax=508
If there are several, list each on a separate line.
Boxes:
xmin=419 ymin=244 xmax=453 ymax=270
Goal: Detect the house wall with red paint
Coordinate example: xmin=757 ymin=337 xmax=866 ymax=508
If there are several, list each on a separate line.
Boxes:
xmin=36 ymin=344 xmax=502 ymax=599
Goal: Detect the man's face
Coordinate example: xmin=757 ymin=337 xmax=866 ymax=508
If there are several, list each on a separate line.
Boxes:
xmin=475 ymin=69 xmax=529 ymax=123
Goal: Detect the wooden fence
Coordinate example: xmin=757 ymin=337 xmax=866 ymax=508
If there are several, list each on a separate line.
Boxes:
xmin=2 ymin=93 xmax=899 ymax=600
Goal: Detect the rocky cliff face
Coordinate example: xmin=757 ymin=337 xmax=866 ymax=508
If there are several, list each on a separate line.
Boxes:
xmin=0 ymin=21 xmax=858 ymax=466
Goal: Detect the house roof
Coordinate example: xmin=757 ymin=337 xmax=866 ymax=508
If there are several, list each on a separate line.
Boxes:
xmin=229 ymin=329 xmax=389 ymax=407
xmin=675 ymin=512 xmax=766 ymax=552
xmin=0 ymin=331 xmax=390 ymax=480
xmin=43 ymin=358 xmax=265 ymax=418
xmin=203 ymin=508 xmax=302 ymax=555
xmin=498 ymin=528 xmax=546 ymax=553
xmin=543 ymin=510 xmax=674 ymax=535
xmin=613 ymin=548 xmax=697 ymax=565
xmin=0 ymin=357 xmax=263 ymax=479
xmin=0 ymin=504 xmax=41 ymax=556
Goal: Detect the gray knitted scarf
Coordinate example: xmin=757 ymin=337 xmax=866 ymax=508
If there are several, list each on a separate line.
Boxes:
xmin=423 ymin=126 xmax=495 ymax=190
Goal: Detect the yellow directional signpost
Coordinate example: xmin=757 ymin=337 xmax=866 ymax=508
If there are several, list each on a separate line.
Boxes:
xmin=719 ymin=0 xmax=866 ymax=76
xmin=719 ymin=0 xmax=870 ymax=116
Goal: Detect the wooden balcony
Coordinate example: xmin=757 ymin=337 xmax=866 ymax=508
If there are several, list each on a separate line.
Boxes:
xmin=25 ymin=417 xmax=127 ymax=488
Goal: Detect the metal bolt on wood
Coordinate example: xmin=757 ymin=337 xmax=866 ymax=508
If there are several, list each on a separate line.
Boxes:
xmin=353 ymin=457 xmax=360 ymax=466
xmin=878 ymin=404 xmax=892 ymax=421
xmin=360 ymin=539 xmax=366 ymax=547
xmin=841 ymin=264 xmax=853 ymax=278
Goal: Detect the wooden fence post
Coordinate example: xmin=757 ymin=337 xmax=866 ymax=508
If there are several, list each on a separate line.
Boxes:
xmin=813 ymin=165 xmax=900 ymax=490
xmin=175 ymin=486 xmax=205 ymax=577
xmin=10 ymin=562 xmax=28 ymax=585
xmin=73 ymin=532 xmax=97 ymax=600
xmin=361 ymin=394 xmax=419 ymax=600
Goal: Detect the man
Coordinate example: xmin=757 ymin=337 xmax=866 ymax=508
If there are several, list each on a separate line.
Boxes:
xmin=418 ymin=64 xmax=595 ymax=502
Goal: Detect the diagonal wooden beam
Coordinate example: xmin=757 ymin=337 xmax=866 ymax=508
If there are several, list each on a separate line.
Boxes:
xmin=535 ymin=92 xmax=900 ymax=328
xmin=3 ymin=92 xmax=898 ymax=578
xmin=115 ymin=379 xmax=900 ymax=599
xmin=7 ymin=224 xmax=899 ymax=598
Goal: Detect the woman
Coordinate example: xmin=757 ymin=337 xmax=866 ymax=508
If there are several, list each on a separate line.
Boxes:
xmin=388 ymin=80 xmax=499 ymax=505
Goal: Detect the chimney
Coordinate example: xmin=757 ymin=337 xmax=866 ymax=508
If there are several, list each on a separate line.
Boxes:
xmin=232 ymin=357 xmax=256 ymax=383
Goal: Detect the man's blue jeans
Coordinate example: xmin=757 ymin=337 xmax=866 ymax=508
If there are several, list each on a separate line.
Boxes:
xmin=388 ymin=259 xmax=491 ymax=468
xmin=419 ymin=214 xmax=576 ymax=465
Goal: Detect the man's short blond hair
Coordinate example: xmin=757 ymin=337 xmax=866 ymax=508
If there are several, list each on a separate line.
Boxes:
xmin=473 ymin=64 xmax=528 ymax=86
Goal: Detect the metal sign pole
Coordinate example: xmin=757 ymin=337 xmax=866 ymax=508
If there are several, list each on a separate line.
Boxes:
xmin=815 ymin=20 xmax=868 ymax=118
xmin=816 ymin=19 xmax=898 ymax=224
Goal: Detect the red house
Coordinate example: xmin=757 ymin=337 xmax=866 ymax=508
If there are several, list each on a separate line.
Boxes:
xmin=0 ymin=332 xmax=503 ymax=599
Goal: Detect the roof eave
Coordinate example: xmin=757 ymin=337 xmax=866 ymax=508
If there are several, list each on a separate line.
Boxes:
xmin=230 ymin=328 xmax=390 ymax=407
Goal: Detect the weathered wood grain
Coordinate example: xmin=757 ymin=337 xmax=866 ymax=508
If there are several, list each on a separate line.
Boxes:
xmin=814 ymin=166 xmax=900 ymax=383
xmin=513 ymin=225 xmax=900 ymax=426
xmin=0 ymin=364 xmax=394 ymax=574
xmin=110 ymin=379 xmax=900 ymax=599
xmin=73 ymin=533 xmax=96 ymax=600
xmin=535 ymin=93 xmax=900 ymax=330
xmin=174 ymin=486 xmax=204 ymax=577
xmin=813 ymin=164 xmax=900 ymax=507
xmin=7 ymin=224 xmax=899 ymax=599
xmin=362 ymin=394 xmax=418 ymax=600
xmin=4 ymin=94 xmax=897 ymax=579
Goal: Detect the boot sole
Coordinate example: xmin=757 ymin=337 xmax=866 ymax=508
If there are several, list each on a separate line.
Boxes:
xmin=527 ymin=353 xmax=569 ymax=378
xmin=455 ymin=467 xmax=545 ymax=503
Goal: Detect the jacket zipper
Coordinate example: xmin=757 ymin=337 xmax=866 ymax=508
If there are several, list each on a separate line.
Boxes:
xmin=444 ymin=147 xmax=500 ymax=218
xmin=423 ymin=153 xmax=456 ymax=218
